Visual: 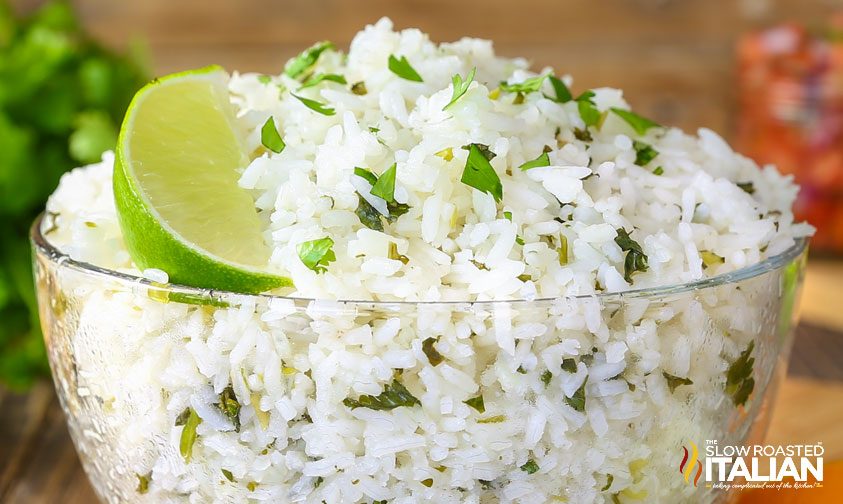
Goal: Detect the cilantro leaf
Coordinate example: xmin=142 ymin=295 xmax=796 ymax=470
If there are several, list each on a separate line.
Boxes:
xmin=299 ymin=73 xmax=347 ymax=90
xmin=355 ymin=194 xmax=384 ymax=231
xmin=370 ymin=163 xmax=397 ymax=202
xmin=610 ymin=108 xmax=661 ymax=135
xmin=386 ymin=200 xmax=410 ymax=222
xmin=461 ymin=143 xmax=503 ymax=202
xmin=540 ymin=370 xmax=553 ymax=386
xmin=342 ymin=379 xmax=421 ymax=410
xmin=633 ymin=140 xmax=659 ymax=166
xmin=700 ymin=250 xmax=725 ymax=270
xmin=463 ymin=395 xmax=485 ymax=413
xmin=565 ymin=380 xmax=587 ymax=412
xmin=297 ymin=237 xmax=336 ymax=274
xmin=350 ymin=81 xmax=367 ymax=95
xmin=662 ymin=372 xmax=693 ymax=393
xmin=422 ymin=337 xmax=444 ymax=366
xmin=388 ymin=54 xmax=423 ymax=82
xmin=547 ymin=75 xmax=572 ymax=103
xmin=726 ymin=341 xmax=755 ymax=407
xmin=614 ymin=228 xmax=649 ymax=283
xmin=292 ymin=94 xmax=336 ymax=116
xmin=257 ymin=75 xmax=272 ymax=85
xmin=260 ymin=117 xmax=285 ymax=153
xmin=737 ymin=182 xmax=755 ymax=194
xmin=443 ymin=67 xmax=476 ymax=110
xmin=353 ymin=167 xmax=378 ymax=186
xmin=285 ymin=41 xmax=335 ymax=78
xmin=561 ymin=358 xmax=577 ymax=373
xmin=216 ymin=385 xmax=241 ymax=432
xmin=652 ymin=166 xmax=664 ymax=176
xmin=577 ymin=96 xmax=602 ymax=127
xmin=520 ymin=460 xmax=540 ymax=474
xmin=136 ymin=473 xmax=151 ymax=494
xmin=178 ymin=407 xmax=202 ymax=462
xmin=519 ymin=151 xmax=550 ymax=171
xmin=500 ymin=74 xmax=547 ymax=94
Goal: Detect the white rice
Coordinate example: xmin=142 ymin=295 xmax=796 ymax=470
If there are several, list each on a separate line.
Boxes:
xmin=42 ymin=17 xmax=812 ymax=504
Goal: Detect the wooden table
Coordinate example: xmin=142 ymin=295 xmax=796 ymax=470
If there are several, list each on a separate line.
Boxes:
xmin=2 ymin=262 xmax=842 ymax=503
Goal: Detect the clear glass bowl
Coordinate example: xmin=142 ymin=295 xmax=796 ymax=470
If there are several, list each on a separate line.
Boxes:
xmin=31 ymin=214 xmax=808 ymax=503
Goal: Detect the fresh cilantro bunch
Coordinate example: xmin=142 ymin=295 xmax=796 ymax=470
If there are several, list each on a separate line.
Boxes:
xmin=0 ymin=0 xmax=148 ymax=390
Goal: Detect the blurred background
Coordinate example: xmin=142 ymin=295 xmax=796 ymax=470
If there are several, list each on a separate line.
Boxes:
xmin=1 ymin=0 xmax=842 ymax=501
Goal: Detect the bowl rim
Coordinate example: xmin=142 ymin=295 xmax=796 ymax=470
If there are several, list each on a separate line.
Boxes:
xmin=30 ymin=212 xmax=809 ymax=307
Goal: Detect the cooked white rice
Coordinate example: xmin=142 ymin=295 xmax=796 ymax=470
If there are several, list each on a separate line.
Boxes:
xmin=42 ymin=17 xmax=811 ymax=504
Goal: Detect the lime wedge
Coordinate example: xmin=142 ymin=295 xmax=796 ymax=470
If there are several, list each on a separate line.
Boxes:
xmin=113 ymin=66 xmax=291 ymax=293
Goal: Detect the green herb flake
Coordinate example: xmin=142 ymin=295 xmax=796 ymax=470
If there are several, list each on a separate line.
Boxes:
xmin=652 ymin=166 xmax=664 ymax=176
xmin=503 ymin=211 xmax=513 ymax=221
xmin=136 ymin=473 xmax=151 ymax=494
xmin=297 ymin=237 xmax=336 ymax=274
xmin=257 ymin=75 xmax=272 ymax=85
xmin=444 ymin=67 xmax=476 ymax=110
xmin=700 ymin=250 xmax=725 ymax=270
xmin=421 ymin=478 xmax=434 ymax=488
xmin=633 ymin=140 xmax=659 ymax=166
xmin=477 ymin=415 xmax=506 ymax=424
xmin=540 ymin=370 xmax=553 ymax=386
xmin=386 ymin=200 xmax=410 ymax=222
xmin=520 ymin=460 xmax=540 ymax=474
xmin=558 ymin=234 xmax=569 ymax=265
xmin=435 ymin=147 xmax=454 ymax=161
xmin=299 ymin=73 xmax=347 ymax=90
xmin=515 ymin=236 xmax=525 ymax=246
xmin=614 ymin=228 xmax=649 ymax=283
xmin=565 ymin=380 xmax=587 ymax=412
xmin=355 ymin=194 xmax=384 ymax=231
xmin=178 ymin=407 xmax=202 ymax=463
xmin=573 ymin=128 xmax=593 ymax=142
xmin=461 ymin=143 xmax=503 ymax=202
xmin=602 ymin=474 xmax=614 ymax=492
xmin=500 ymin=74 xmax=547 ymax=95
xmin=610 ymin=108 xmax=661 ymax=135
xmin=726 ymin=341 xmax=755 ymax=407
xmin=354 ymin=167 xmax=378 ymax=186
xmin=517 ymin=365 xmax=528 ymax=374
xmin=285 ymin=41 xmax=335 ymax=78
xmin=547 ymin=75 xmax=572 ymax=103
xmin=222 ymin=469 xmax=235 ymax=482
xmin=576 ymin=91 xmax=601 ymax=127
xmin=351 ymin=81 xmax=368 ymax=95
xmin=561 ymin=358 xmax=578 ymax=373
xmin=519 ymin=151 xmax=551 ymax=171
xmin=388 ymin=54 xmax=423 ymax=82
xmin=260 ymin=117 xmax=285 ymax=154
xmin=517 ymin=273 xmax=531 ymax=282
xmin=216 ymin=385 xmax=241 ymax=432
xmin=371 ymin=163 xmax=397 ymax=202
xmin=422 ymin=337 xmax=444 ymax=366
xmin=463 ymin=395 xmax=485 ymax=413
xmin=247 ymin=481 xmax=258 ymax=492
xmin=292 ymin=94 xmax=336 ymax=116
xmin=388 ymin=242 xmax=409 ymax=264
xmin=315 ymin=476 xmax=324 ymax=488
xmin=342 ymin=379 xmax=421 ymax=411
xmin=662 ymin=372 xmax=694 ymax=393
xmin=737 ymin=182 xmax=755 ymax=194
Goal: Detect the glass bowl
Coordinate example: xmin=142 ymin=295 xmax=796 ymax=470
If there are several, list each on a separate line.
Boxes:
xmin=31 ymin=213 xmax=808 ymax=503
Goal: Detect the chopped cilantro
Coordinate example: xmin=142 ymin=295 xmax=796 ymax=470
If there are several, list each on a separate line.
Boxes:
xmin=388 ymin=54 xmax=423 ymax=82
xmin=435 ymin=147 xmax=454 ymax=161
xmin=292 ymin=94 xmax=335 ymax=116
xmin=342 ymin=379 xmax=421 ymax=410
xmin=737 ymin=182 xmax=755 ymax=194
xmin=561 ymin=358 xmax=577 ymax=373
xmin=574 ymin=127 xmax=593 ymax=142
xmin=285 ymin=41 xmax=335 ymax=78
xmin=461 ymin=143 xmax=503 ymax=202
xmin=388 ymin=242 xmax=409 ymax=264
xmin=350 ymin=81 xmax=368 ymax=95
xmin=520 ymin=460 xmax=540 ymax=474
xmin=519 ymin=151 xmax=550 ymax=171
xmin=463 ymin=395 xmax=485 ymax=413
xmin=356 ymin=194 xmax=384 ymax=231
xmin=540 ymin=370 xmax=553 ymax=386
xmin=353 ymin=167 xmax=378 ymax=186
xmin=444 ymin=67 xmax=476 ymax=110
xmin=257 ymin=74 xmax=272 ymax=85
xmin=299 ymin=73 xmax=347 ymax=90
xmin=177 ymin=407 xmax=202 ymax=462
xmin=726 ymin=341 xmax=755 ymax=407
xmin=515 ymin=236 xmax=525 ymax=246
xmin=222 ymin=469 xmax=235 ymax=482
xmin=476 ymin=415 xmax=506 ymax=424
xmin=422 ymin=337 xmax=444 ymax=366
xmin=652 ymin=166 xmax=664 ymax=176
xmin=216 ymin=385 xmax=241 ymax=432
xmin=547 ymin=75 xmax=572 ymax=103
xmin=602 ymin=474 xmax=614 ymax=492
xmin=260 ymin=117 xmax=285 ymax=154
xmin=610 ymin=108 xmax=661 ymax=135
xmin=500 ymin=74 xmax=547 ymax=95
xmin=558 ymin=234 xmax=569 ymax=265
xmin=421 ymin=478 xmax=434 ymax=488
xmin=503 ymin=211 xmax=513 ymax=221
xmin=576 ymin=91 xmax=601 ymax=127
xmin=662 ymin=372 xmax=693 ymax=393
xmin=370 ymin=163 xmax=397 ymax=202
xmin=136 ymin=473 xmax=151 ymax=494
xmin=614 ymin=228 xmax=649 ymax=283
xmin=633 ymin=140 xmax=658 ymax=166
xmin=565 ymin=380 xmax=587 ymax=412
xmin=700 ymin=250 xmax=725 ymax=270
xmin=297 ymin=237 xmax=336 ymax=274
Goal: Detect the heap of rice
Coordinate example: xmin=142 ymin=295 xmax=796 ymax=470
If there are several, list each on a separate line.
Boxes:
xmin=42 ymin=18 xmax=811 ymax=504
